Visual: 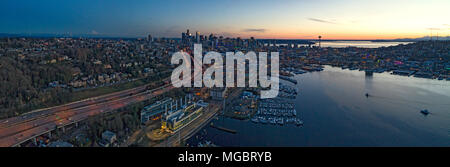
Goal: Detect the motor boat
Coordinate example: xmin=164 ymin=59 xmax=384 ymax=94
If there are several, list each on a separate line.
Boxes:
xmin=420 ymin=109 xmax=430 ymax=116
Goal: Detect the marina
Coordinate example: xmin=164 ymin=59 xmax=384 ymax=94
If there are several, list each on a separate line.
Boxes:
xmin=186 ymin=66 xmax=450 ymax=146
xmin=278 ymin=83 xmax=298 ymax=99
xmin=253 ymin=98 xmax=303 ymax=127
xmin=279 ymin=76 xmax=298 ymax=84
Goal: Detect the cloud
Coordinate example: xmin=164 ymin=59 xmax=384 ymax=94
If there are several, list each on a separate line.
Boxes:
xmin=242 ymin=28 xmax=267 ymax=33
xmin=308 ymin=18 xmax=337 ymax=24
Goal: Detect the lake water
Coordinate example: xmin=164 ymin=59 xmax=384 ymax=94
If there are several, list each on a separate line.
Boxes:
xmin=273 ymin=41 xmax=412 ymax=48
xmin=187 ymin=66 xmax=450 ymax=146
xmin=317 ymin=41 xmax=412 ymax=48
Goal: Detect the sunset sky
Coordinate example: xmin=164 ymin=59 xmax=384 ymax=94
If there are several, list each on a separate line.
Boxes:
xmin=1 ymin=0 xmax=449 ymax=39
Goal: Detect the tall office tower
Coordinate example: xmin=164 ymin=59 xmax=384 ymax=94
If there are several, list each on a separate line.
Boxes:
xmin=250 ymin=37 xmax=255 ymax=47
xmin=182 ymin=32 xmax=186 ymax=42
xmin=187 ymin=29 xmax=191 ymax=37
xmin=236 ymin=37 xmax=240 ymax=47
xmin=196 ymin=31 xmax=200 ymax=43
xmin=209 ymin=33 xmax=214 ymax=41
xmin=147 ymin=34 xmax=152 ymax=42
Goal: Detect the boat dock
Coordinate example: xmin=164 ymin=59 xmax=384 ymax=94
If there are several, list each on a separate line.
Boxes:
xmin=210 ymin=124 xmax=237 ymax=134
xmin=280 ymin=76 xmax=298 ymax=84
xmin=253 ymin=98 xmax=303 ymax=127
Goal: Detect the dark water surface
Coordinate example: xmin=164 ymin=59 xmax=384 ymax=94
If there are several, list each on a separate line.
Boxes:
xmin=187 ymin=66 xmax=450 ymax=146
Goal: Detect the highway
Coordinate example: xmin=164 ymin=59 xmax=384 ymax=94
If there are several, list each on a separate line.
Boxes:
xmin=0 ymin=81 xmax=174 ymax=147
xmin=0 ymin=50 xmax=204 ymax=147
xmin=0 ymin=83 xmax=150 ymax=129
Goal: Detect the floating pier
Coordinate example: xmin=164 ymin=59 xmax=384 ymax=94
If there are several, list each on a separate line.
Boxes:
xmin=210 ymin=124 xmax=237 ymax=134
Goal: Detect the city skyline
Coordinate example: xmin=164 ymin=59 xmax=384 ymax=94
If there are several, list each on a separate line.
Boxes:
xmin=1 ymin=0 xmax=450 ymax=40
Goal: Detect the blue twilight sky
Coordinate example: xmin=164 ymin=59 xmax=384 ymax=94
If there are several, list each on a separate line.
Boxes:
xmin=0 ymin=0 xmax=449 ymax=39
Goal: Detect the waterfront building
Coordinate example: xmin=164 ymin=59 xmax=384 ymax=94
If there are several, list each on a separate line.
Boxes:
xmin=140 ymin=98 xmax=172 ymax=124
xmin=161 ymin=102 xmax=204 ymax=133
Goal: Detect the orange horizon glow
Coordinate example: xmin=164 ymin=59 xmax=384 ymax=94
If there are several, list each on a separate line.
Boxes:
xmin=183 ymin=0 xmax=450 ymax=40
xmin=211 ymin=32 xmax=445 ymax=40
xmin=1 ymin=0 xmax=449 ymax=40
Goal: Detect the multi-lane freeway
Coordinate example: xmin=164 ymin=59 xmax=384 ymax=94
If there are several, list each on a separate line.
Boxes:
xmin=0 ymin=50 xmax=206 ymax=147
xmin=0 ymin=80 xmax=174 ymax=147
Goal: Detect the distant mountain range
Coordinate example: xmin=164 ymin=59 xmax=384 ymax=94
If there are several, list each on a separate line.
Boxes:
xmin=383 ymin=36 xmax=450 ymax=42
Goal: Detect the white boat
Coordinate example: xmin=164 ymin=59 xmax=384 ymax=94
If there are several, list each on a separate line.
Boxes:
xmin=251 ymin=117 xmax=259 ymax=123
xmin=295 ymin=119 xmax=303 ymax=126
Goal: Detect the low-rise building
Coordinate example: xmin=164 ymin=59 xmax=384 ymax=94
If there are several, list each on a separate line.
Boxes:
xmin=140 ymin=98 xmax=172 ymax=124
xmin=47 ymin=141 xmax=73 ymax=147
xmin=161 ymin=102 xmax=204 ymax=133
xmin=210 ymin=87 xmax=227 ymax=100
xmin=101 ymin=130 xmax=117 ymax=144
